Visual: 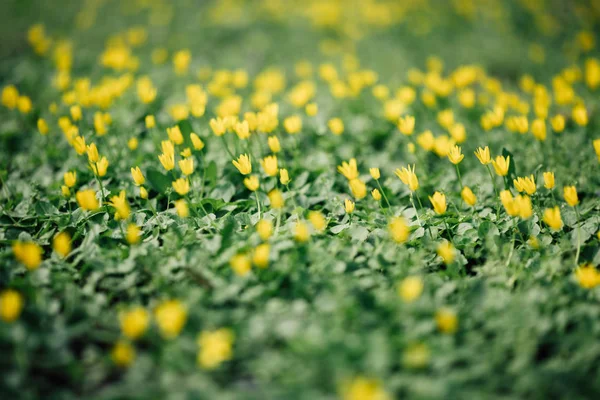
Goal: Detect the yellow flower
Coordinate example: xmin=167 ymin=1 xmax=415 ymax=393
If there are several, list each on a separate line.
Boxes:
xmin=429 ymin=191 xmax=446 ymax=214
xmin=120 ymin=307 xmax=149 ymax=339
xmin=492 ymin=155 xmax=510 ymax=176
xmin=268 ymin=136 xmax=281 ymax=153
xmin=109 ymin=191 xmax=131 ymax=220
xmin=308 ymin=211 xmax=326 ymax=232
xmin=126 ymin=223 xmax=141 ymax=244
xmin=543 ymin=172 xmax=555 ymax=189
xmin=172 ymin=178 xmax=190 ymax=196
xmin=127 ymin=137 xmax=138 ymax=150
xmin=260 ymin=155 xmax=278 ymax=176
xmin=268 ymin=189 xmax=284 ymax=209
xmin=394 ymin=164 xmax=419 ymax=191
xmin=86 ymin=143 xmax=99 ymax=163
xmin=461 ymin=186 xmax=476 ymax=206
xmin=344 ymin=199 xmax=355 ymax=214
xmin=53 ymin=232 xmax=71 ymax=257
xmin=500 ymin=190 xmax=519 ymax=217
xmin=234 ymin=120 xmax=250 ymax=139
xmin=158 ymin=153 xmax=175 ymax=171
xmin=398 ymin=115 xmax=415 ymax=135
xmin=256 ymin=219 xmax=273 ymax=241
xmin=531 ymin=118 xmax=546 ymax=141
xmin=12 ymin=241 xmax=43 ymax=270
xmin=550 ymin=114 xmax=565 ymax=132
xmin=37 ymin=118 xmax=49 ymax=135
xmin=369 ymin=168 xmax=380 ymax=180
xmin=173 ymin=49 xmax=191 ymax=75
xmin=437 ymin=241 xmax=455 ymax=264
xmin=161 ymin=140 xmax=175 ymax=157
xmin=230 ymin=254 xmax=251 ymax=276
xmin=76 ymin=189 xmax=99 ymax=211
xmin=349 ymin=178 xmax=367 ymax=200
xmin=197 ymin=328 xmax=235 ymax=369
xmin=340 ymin=377 xmax=390 ymax=400
xmin=328 ymin=118 xmax=344 ymax=135
xmin=435 ymin=307 xmax=458 ymax=334
xmin=474 ymin=146 xmax=491 ymax=164
xmin=594 ymin=139 xmax=600 ymax=161
xmin=417 ymin=130 xmax=435 ymax=151
xmin=111 ymin=340 xmax=135 ymax=367
xmin=563 ymin=186 xmax=579 ymax=207
xmin=515 ymin=195 xmax=533 ymax=219
xmin=174 ymin=199 xmax=189 ymax=217
xmin=62 ymin=185 xmax=71 ymax=197
xmin=209 ymin=117 xmax=227 ymax=136
xmin=543 ymin=206 xmax=563 ymax=230
xmin=513 ymin=175 xmax=536 ymax=195
xmin=154 ymin=300 xmax=187 ymax=339
xmin=279 ymin=168 xmax=290 ymax=185
xmin=575 ymin=264 xmax=600 ymax=289
xmin=447 ymin=145 xmax=464 ymax=164
xmin=0 ymin=289 xmax=23 ymax=323
xmin=337 ymin=158 xmax=359 ymax=181
xmin=528 ymin=236 xmax=540 ymax=249
xmin=167 ymin=126 xmax=184 ymax=145
xmin=284 ymin=115 xmax=302 ymax=134
xmin=253 ymin=243 xmax=270 ymax=268
xmin=244 ymin=175 xmax=260 ymax=192
xmin=398 ymin=276 xmax=423 ymax=303
xmin=305 ymin=102 xmax=318 ymax=116
xmin=64 ymin=171 xmax=77 ymax=187
xmin=233 ymin=154 xmax=252 ymax=175
xmin=190 ymin=133 xmax=205 ymax=150
xmin=73 ymin=136 xmax=86 ymax=155
xmin=371 ymin=189 xmax=381 ymax=201
xmin=145 ymin=114 xmax=155 ymax=128
xmin=139 ymin=187 xmax=148 ymax=199
xmin=388 ymin=216 xmax=408 ymax=244
xmin=178 ymin=158 xmax=194 ymax=176
xmin=70 ymin=105 xmax=82 ymax=121
xmin=294 ymin=221 xmax=311 ymax=242
xmin=1 ymin=85 xmax=19 ymax=109
xmin=93 ymin=156 xmax=109 ymax=177
xmin=131 ymin=167 xmax=145 ymax=186
xmin=572 ymin=104 xmax=588 ymax=126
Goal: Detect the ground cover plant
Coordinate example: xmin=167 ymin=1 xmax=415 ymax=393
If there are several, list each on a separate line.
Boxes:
xmin=2 ymin=0 xmax=600 ymax=398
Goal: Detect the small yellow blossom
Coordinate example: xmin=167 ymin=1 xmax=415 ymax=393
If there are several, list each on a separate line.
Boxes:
xmin=178 ymin=158 xmax=194 ymax=176
xmin=197 ymin=328 xmax=235 ymax=369
xmin=435 ymin=307 xmax=458 ymax=334
xmin=337 ymin=159 xmax=359 ymax=181
xmin=174 ymin=199 xmax=189 ymax=217
xmin=543 ymin=172 xmax=555 ymax=189
xmin=492 ymin=155 xmax=510 ymax=176
xmin=233 ymin=154 xmax=252 ymax=175
xmin=76 ymin=189 xmax=99 ymax=211
xmin=461 ymin=186 xmax=476 ymax=206
xmin=253 ymin=243 xmax=270 ymax=268
xmin=261 ymin=155 xmax=278 ymax=176
xmin=398 ymin=115 xmax=415 ymax=135
xmin=0 ymin=290 xmax=23 ymax=323
xmin=131 ymin=167 xmax=145 ymax=186
xmin=437 ymin=241 xmax=455 ymax=264
xmin=394 ymin=164 xmax=419 ymax=191
xmin=563 ymin=186 xmax=579 ymax=207
xmin=244 ymin=175 xmax=259 ymax=191
xmin=448 ymin=145 xmax=464 ymax=164
xmin=429 ymin=191 xmax=447 ymax=214
xmin=294 ymin=221 xmax=311 ymax=242
xmin=543 ymin=206 xmax=563 ymax=230
xmin=371 ymin=189 xmax=381 ymax=201
xmin=398 ymin=276 xmax=423 ymax=303
xmin=154 ymin=299 xmax=187 ymax=338
xmin=308 ymin=211 xmax=326 ymax=232
xmin=13 ymin=241 xmax=43 ymax=270
xmin=328 ymin=118 xmax=344 ymax=135
xmin=268 ymin=189 xmax=284 ymax=209
xmin=256 ymin=219 xmax=273 ymax=241
xmin=172 ymin=178 xmax=190 ymax=196
xmin=279 ymin=168 xmax=290 ymax=185
xmin=126 ymin=224 xmax=141 ymax=244
xmin=111 ymin=340 xmax=135 ymax=367
xmin=53 ymin=232 xmax=71 ymax=257
xmin=474 ymin=146 xmax=491 ymax=164
xmin=64 ymin=171 xmax=77 ymax=187
xmin=344 ymin=199 xmax=355 ymax=214
xmin=120 ymin=307 xmax=149 ymax=339
xmin=575 ymin=264 xmax=600 ymax=289
xmin=389 ymin=216 xmax=408 ymax=244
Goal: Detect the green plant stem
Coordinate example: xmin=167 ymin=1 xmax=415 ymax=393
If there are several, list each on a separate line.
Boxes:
xmin=376 ymin=180 xmax=392 ymax=209
xmin=574 ymin=206 xmax=582 ymax=266
xmin=505 ymin=219 xmax=517 ymax=267
xmin=409 ymin=192 xmax=421 ymax=226
xmin=221 ymin=135 xmax=235 ymax=159
xmin=455 ymin=164 xmax=463 ymax=190
xmin=255 ymin=191 xmax=262 ymax=220
xmin=93 ymin=165 xmax=109 ymax=215
xmin=444 ymin=217 xmax=453 ymax=242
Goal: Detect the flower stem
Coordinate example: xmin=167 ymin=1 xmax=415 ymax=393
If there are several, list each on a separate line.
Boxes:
xmin=376 ymin=180 xmax=392 ymax=209
xmin=409 ymin=192 xmax=421 ymax=226
xmin=221 ymin=135 xmax=235 ymax=159
xmin=255 ymin=191 xmax=262 ymax=220
xmin=574 ymin=206 xmax=582 ymax=266
xmin=455 ymin=164 xmax=463 ymax=190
